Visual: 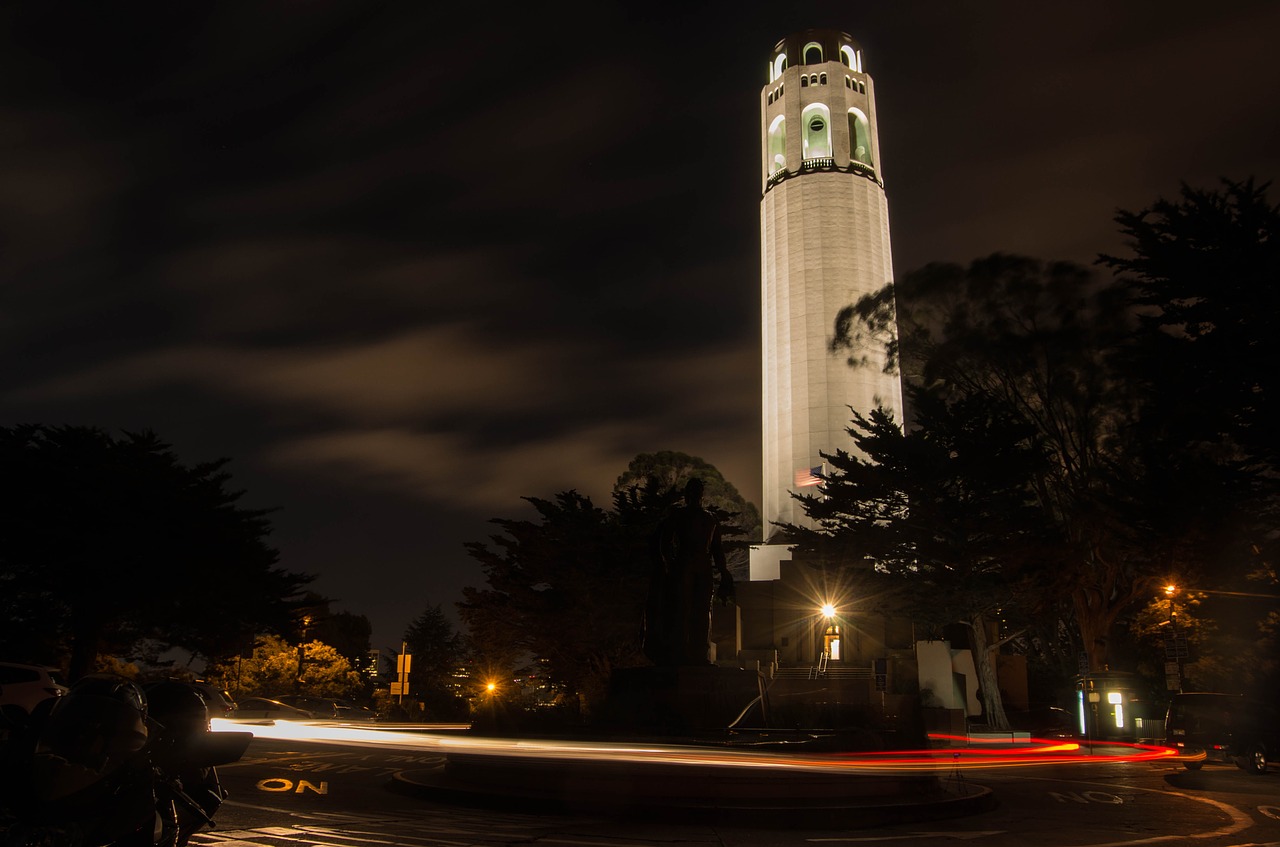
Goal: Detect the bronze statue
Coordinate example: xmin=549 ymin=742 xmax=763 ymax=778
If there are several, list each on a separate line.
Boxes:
xmin=644 ymin=478 xmax=734 ymax=667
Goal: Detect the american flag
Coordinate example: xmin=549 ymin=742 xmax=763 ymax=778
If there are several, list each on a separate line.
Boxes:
xmin=794 ymin=464 xmax=824 ymax=487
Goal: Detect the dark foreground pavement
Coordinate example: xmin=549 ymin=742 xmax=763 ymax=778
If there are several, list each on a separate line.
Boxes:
xmin=388 ymin=752 xmax=995 ymax=829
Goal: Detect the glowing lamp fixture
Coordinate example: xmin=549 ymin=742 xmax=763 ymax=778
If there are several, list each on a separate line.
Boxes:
xmin=1164 ymin=584 xmax=1178 ymax=597
xmin=485 ymin=682 xmax=497 ymax=693
xmin=820 ymin=603 xmax=837 ymax=619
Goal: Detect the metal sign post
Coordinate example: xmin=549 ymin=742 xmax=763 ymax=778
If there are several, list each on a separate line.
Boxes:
xmin=391 ymin=641 xmax=411 ymax=705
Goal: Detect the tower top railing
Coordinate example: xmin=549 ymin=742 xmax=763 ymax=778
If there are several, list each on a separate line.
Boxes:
xmin=763 ymin=160 xmax=882 ymax=195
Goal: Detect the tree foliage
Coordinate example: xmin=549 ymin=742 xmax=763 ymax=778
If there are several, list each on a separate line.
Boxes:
xmin=459 ymin=490 xmax=658 ymax=716
xmin=204 ymin=634 xmax=363 ymax=699
xmin=460 ymin=454 xmax=754 ymax=717
xmin=1103 ymin=178 xmax=1279 ymax=475
xmin=0 ymin=425 xmax=313 ymax=679
xmin=402 ymin=604 xmax=468 ymax=719
xmin=785 ymin=391 xmax=1054 ymax=727
xmin=823 ymin=179 xmax=1279 ymax=692
xmin=307 ymin=607 xmax=374 ymax=672
xmin=1104 ymin=178 xmax=1280 ymax=588
xmin=830 ymin=254 xmax=1157 ymax=671
xmin=614 ymin=450 xmax=761 ymax=578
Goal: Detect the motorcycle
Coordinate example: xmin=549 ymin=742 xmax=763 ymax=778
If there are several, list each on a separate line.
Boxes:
xmin=0 ymin=674 xmax=252 ymax=847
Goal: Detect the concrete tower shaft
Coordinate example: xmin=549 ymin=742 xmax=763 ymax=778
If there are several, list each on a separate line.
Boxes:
xmin=759 ymin=28 xmax=903 ymax=536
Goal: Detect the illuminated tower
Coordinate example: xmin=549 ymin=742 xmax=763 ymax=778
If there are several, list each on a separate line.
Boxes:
xmin=758 ymin=30 xmax=903 ymax=541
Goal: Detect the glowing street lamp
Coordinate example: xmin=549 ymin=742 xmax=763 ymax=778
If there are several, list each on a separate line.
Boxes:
xmin=820 ymin=603 xmax=837 ymax=619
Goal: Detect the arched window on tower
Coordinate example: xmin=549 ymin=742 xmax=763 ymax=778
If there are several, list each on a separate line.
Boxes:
xmin=768 ymin=115 xmax=786 ymax=175
xmin=848 ymin=107 xmax=873 ymax=167
xmin=772 ymin=53 xmax=788 ymax=80
xmin=802 ymin=42 xmax=823 ymax=65
xmin=840 ymin=45 xmax=859 ymax=72
xmin=802 ymin=104 xmax=832 ymax=161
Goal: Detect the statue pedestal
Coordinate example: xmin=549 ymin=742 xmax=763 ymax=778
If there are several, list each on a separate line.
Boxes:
xmin=597 ymin=665 xmax=761 ymax=736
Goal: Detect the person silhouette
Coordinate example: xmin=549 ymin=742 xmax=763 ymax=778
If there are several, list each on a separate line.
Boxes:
xmin=645 ymin=478 xmax=733 ymax=667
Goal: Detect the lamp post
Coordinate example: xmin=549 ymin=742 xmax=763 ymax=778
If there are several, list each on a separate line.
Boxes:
xmin=1163 ymin=584 xmax=1184 ymax=693
xmin=295 ymin=614 xmax=312 ymax=695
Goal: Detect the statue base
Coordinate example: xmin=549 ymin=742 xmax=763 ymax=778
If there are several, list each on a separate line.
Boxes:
xmin=596 ymin=665 xmax=762 ymax=736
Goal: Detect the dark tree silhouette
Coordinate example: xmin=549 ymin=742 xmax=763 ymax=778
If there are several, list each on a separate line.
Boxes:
xmin=0 ymin=425 xmax=312 ymax=679
xmin=830 ymin=255 xmax=1155 ymax=671
xmin=1103 ymin=178 xmax=1280 ymax=698
xmin=1103 ymin=178 xmax=1280 ymax=566
xmin=402 ymin=604 xmax=468 ymax=719
xmin=613 ymin=450 xmax=760 ymax=578
xmin=461 ymin=455 xmax=754 ymax=716
xmin=304 ymin=602 xmax=373 ymax=671
xmin=1103 ymin=178 xmax=1279 ymax=479
xmin=784 ymin=391 xmax=1055 ymax=728
xmin=459 ymin=490 xmax=657 ymax=717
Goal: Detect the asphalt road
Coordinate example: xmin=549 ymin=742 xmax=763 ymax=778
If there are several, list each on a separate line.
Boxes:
xmin=201 ymin=737 xmax=1280 ymax=847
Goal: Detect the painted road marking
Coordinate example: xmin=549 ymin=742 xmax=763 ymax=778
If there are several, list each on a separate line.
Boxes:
xmin=809 ymin=834 xmax=1004 ymax=842
xmin=256 ymin=778 xmax=329 ymax=794
xmin=1048 ymin=790 xmax=1124 ymax=804
xmin=1019 ymin=775 xmax=1253 ymax=847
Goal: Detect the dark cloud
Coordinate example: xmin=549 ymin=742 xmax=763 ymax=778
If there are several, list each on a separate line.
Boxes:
xmin=2 ymin=1 xmax=1276 ymax=650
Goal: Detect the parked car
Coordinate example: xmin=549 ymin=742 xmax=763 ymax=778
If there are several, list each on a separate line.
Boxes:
xmin=331 ymin=698 xmax=379 ymax=722
xmin=1165 ymin=691 xmax=1279 ymax=774
xmin=0 ymin=662 xmax=69 ymax=714
xmin=190 ymin=681 xmax=238 ymax=719
xmin=276 ymin=694 xmax=379 ymax=721
xmin=1009 ymin=706 xmax=1077 ymax=739
xmin=232 ymin=696 xmax=318 ymax=721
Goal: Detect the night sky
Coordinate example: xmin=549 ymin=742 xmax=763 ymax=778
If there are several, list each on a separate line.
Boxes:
xmin=4 ymin=2 xmax=1278 ymax=654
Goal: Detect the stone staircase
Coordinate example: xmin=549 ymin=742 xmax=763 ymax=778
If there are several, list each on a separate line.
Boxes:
xmin=773 ymin=664 xmax=872 ymax=681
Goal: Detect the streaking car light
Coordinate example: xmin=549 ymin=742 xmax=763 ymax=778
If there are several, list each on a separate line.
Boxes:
xmin=210 ymin=719 xmax=1189 ymax=773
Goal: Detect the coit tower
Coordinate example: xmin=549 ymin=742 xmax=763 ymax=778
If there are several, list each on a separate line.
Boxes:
xmin=758 ymin=29 xmax=903 ymax=540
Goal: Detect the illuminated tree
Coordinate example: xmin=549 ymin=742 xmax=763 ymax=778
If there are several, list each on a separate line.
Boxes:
xmin=205 ymin=634 xmax=363 ymax=699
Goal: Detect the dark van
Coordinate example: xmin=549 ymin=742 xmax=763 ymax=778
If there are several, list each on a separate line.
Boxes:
xmin=1164 ymin=692 xmax=1278 ymax=774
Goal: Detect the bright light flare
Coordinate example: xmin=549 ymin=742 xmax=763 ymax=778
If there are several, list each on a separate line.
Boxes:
xmin=820 ymin=603 xmax=837 ymax=618
xmin=208 ymin=719 xmax=1184 ymax=774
